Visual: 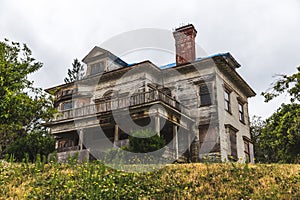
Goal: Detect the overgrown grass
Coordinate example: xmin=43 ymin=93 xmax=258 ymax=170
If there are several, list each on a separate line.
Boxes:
xmin=0 ymin=158 xmax=299 ymax=199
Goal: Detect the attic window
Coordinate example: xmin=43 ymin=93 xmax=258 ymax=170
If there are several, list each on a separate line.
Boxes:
xmin=90 ymin=61 xmax=105 ymax=75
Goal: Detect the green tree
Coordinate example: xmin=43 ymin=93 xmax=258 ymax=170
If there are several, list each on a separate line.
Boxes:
xmin=262 ymin=66 xmax=300 ymax=103
xmin=64 ymin=58 xmax=85 ymax=83
xmin=250 ymin=116 xmax=266 ymax=162
xmin=6 ymin=130 xmax=55 ymax=162
xmin=0 ymin=39 xmax=55 ymax=160
xmin=259 ymin=66 xmax=300 ymax=163
xmin=259 ymin=104 xmax=300 ymax=163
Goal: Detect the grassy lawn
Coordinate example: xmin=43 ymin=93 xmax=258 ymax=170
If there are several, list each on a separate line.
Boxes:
xmin=0 ymin=160 xmax=299 ymax=199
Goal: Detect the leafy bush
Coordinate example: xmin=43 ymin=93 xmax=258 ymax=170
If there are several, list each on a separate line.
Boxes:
xmin=127 ymin=129 xmax=165 ymax=153
xmin=6 ymin=130 xmax=55 ymax=162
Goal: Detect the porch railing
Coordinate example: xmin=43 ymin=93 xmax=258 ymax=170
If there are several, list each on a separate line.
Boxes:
xmin=57 ymin=145 xmax=80 ymax=153
xmin=54 ymin=90 xmax=187 ymax=121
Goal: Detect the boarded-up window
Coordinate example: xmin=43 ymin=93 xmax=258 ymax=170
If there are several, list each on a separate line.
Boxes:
xmin=244 ymin=140 xmax=250 ymax=162
xmin=243 ymin=136 xmax=254 ymax=163
xmin=229 ymin=130 xmax=237 ymax=159
xmin=226 ymin=125 xmax=238 ymax=160
xmin=199 ymin=84 xmax=211 ymax=106
xmin=199 ymin=125 xmax=209 ymax=148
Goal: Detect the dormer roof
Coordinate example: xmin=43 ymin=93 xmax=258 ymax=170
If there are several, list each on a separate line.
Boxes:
xmin=82 ymin=46 xmax=127 ymax=67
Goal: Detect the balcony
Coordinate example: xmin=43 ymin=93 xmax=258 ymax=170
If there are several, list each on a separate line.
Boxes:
xmin=53 ymin=90 xmax=187 ymax=121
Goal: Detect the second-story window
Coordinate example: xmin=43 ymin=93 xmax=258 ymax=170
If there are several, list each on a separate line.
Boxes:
xmin=199 ymin=84 xmax=211 ymax=106
xmin=62 ymin=101 xmax=73 ymax=110
xmin=238 ymin=102 xmax=245 ymax=123
xmin=90 ymin=61 xmax=105 ymax=75
xmin=224 ymin=90 xmax=231 ymax=113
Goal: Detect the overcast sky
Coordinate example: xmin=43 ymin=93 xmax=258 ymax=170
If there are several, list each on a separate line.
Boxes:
xmin=1 ymin=0 xmax=299 ymax=119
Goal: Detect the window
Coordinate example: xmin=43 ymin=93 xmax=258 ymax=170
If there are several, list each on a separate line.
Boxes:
xmin=90 ymin=61 xmax=105 ymax=75
xmin=199 ymin=84 xmax=211 ymax=106
xmin=244 ymin=140 xmax=250 ymax=162
xmin=229 ymin=131 xmax=237 ymax=159
xmin=224 ymin=90 xmax=231 ymax=112
xmin=62 ymin=101 xmax=73 ymax=110
xmin=238 ymin=102 xmax=245 ymax=123
xmin=243 ymin=136 xmax=254 ymax=163
xmin=226 ymin=124 xmax=238 ymax=160
xmin=199 ymin=124 xmax=209 ymax=148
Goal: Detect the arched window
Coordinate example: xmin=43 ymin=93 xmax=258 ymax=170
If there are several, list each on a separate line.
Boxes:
xmin=103 ymin=90 xmax=117 ymax=100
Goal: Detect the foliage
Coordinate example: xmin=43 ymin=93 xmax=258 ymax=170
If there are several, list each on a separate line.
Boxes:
xmin=6 ymin=130 xmax=55 ymax=162
xmin=262 ymin=66 xmax=300 ymax=103
xmin=127 ymin=129 xmax=166 ymax=153
xmin=64 ymin=58 xmax=85 ymax=83
xmin=259 ymin=104 xmax=300 ymax=163
xmin=101 ymin=129 xmax=167 ymax=166
xmin=250 ymin=116 xmax=266 ymax=162
xmin=0 ymin=160 xmax=299 ymax=199
xmin=0 ymin=39 xmax=55 ymax=159
xmin=259 ymin=65 xmax=300 ymax=163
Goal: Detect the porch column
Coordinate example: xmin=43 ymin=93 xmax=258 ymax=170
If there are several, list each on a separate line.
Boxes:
xmin=55 ymin=140 xmax=59 ymax=149
xmin=155 ymin=114 xmax=160 ymax=136
xmin=173 ymin=125 xmax=179 ymax=160
xmin=114 ymin=124 xmax=119 ymax=147
xmin=79 ymin=129 xmax=84 ymax=150
xmin=187 ymin=131 xmax=191 ymax=154
xmin=187 ymin=131 xmax=191 ymax=161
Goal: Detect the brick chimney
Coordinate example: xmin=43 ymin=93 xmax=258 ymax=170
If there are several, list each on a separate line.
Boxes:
xmin=173 ymin=24 xmax=197 ymax=65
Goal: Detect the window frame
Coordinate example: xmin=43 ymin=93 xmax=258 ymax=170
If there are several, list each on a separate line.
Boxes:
xmin=61 ymin=100 xmax=73 ymax=110
xmin=90 ymin=61 xmax=105 ymax=75
xmin=199 ymin=124 xmax=209 ymax=148
xmin=224 ymin=89 xmax=231 ymax=113
xmin=199 ymin=83 xmax=212 ymax=107
xmin=225 ymin=124 xmax=238 ymax=161
xmin=243 ymin=136 xmax=254 ymax=163
xmin=244 ymin=140 xmax=250 ymax=162
xmin=238 ymin=102 xmax=245 ymax=123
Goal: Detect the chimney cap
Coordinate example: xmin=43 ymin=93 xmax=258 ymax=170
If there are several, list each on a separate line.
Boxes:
xmin=174 ymin=24 xmax=197 ymax=33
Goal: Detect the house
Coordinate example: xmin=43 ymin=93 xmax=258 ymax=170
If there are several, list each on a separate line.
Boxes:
xmin=45 ymin=24 xmax=256 ymax=163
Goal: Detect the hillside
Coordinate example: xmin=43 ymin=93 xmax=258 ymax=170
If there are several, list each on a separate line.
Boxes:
xmin=0 ymin=161 xmax=299 ymax=199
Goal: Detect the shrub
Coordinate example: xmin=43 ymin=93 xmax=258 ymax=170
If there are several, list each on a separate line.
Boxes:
xmin=127 ymin=129 xmax=165 ymax=153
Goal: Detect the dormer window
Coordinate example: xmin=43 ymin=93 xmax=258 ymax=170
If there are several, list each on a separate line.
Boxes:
xmin=90 ymin=61 xmax=105 ymax=75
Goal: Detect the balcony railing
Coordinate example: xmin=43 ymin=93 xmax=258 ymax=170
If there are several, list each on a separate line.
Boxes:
xmin=54 ymin=90 xmax=187 ymax=121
